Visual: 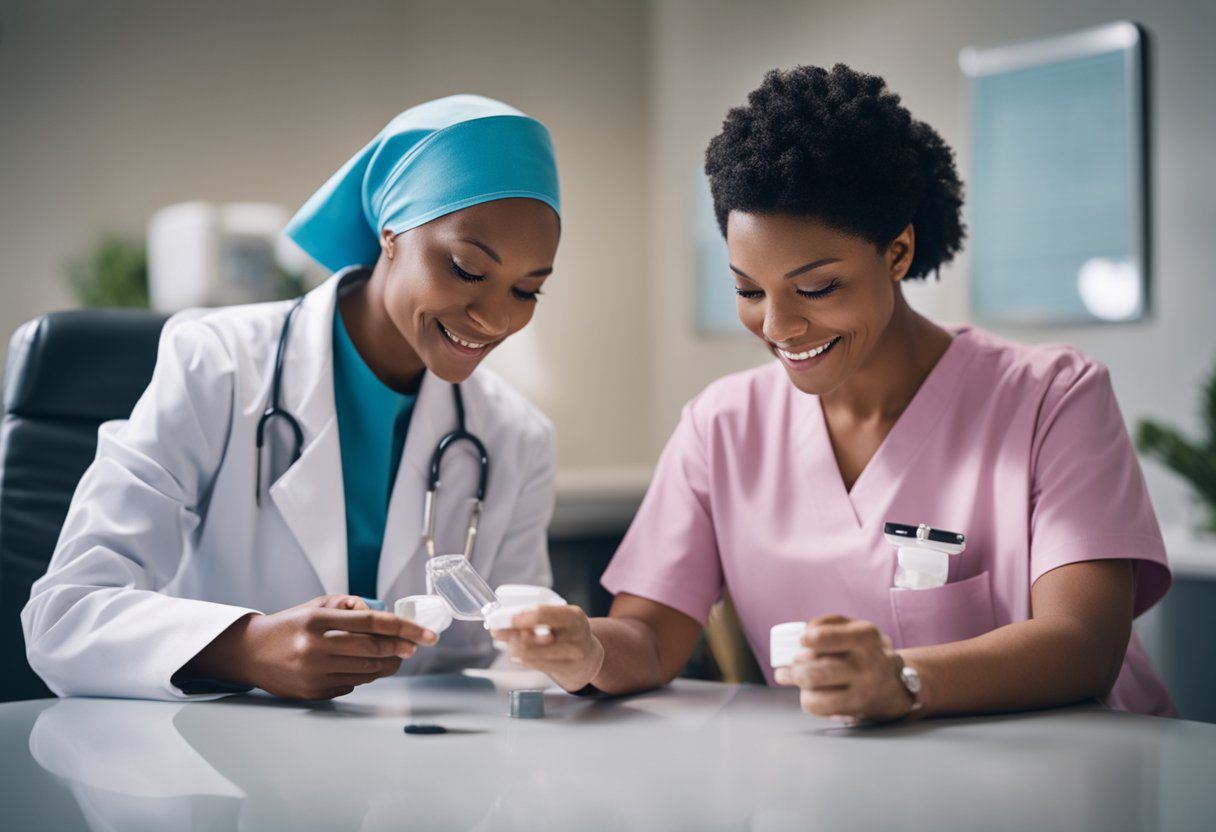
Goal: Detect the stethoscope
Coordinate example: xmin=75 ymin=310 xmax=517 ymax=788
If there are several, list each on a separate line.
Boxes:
xmin=256 ymin=296 xmax=490 ymax=561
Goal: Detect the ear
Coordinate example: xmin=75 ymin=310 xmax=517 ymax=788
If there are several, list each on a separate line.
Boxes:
xmin=379 ymin=229 xmax=396 ymax=261
xmin=886 ymin=223 xmax=915 ymax=283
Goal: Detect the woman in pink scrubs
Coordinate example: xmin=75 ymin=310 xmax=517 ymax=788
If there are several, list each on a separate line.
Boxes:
xmin=495 ymin=64 xmax=1173 ymax=721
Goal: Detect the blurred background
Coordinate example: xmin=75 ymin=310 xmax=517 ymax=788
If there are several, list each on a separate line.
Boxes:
xmin=2 ymin=0 xmax=1214 ymax=713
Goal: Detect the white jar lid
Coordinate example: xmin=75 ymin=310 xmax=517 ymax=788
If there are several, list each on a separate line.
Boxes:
xmin=484 ymin=585 xmax=566 ymax=632
xmin=769 ymin=621 xmax=806 ymax=668
xmin=394 ymin=594 xmax=453 ymax=635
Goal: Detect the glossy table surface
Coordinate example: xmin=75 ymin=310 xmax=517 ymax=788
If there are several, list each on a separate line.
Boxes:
xmin=2 ymin=673 xmax=1214 ymax=831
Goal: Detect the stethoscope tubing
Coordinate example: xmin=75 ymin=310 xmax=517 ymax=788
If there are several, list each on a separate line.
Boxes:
xmin=255 ymin=295 xmax=491 ymax=563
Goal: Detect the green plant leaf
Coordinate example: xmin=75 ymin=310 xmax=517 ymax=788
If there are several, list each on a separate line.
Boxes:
xmin=1203 ymin=357 xmax=1216 ymax=453
xmin=1136 ymin=420 xmax=1216 ymax=506
xmin=66 ymin=236 xmax=149 ymax=309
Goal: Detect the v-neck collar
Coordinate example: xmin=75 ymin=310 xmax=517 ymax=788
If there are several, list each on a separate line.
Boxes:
xmin=793 ymin=325 xmax=978 ymax=532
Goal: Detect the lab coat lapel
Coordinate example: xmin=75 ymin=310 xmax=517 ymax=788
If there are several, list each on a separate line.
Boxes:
xmin=377 ymin=370 xmax=455 ymax=597
xmin=266 ymin=272 xmax=352 ymax=596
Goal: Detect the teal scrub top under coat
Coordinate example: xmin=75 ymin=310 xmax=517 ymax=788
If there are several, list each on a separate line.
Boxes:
xmin=332 ymin=306 xmax=416 ymax=599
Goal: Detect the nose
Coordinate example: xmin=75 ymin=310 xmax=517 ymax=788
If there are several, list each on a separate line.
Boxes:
xmin=465 ymin=297 xmax=511 ymax=339
xmin=762 ymin=296 xmax=809 ymax=345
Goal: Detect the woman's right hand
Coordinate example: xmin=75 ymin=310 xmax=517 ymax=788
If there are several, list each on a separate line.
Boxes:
xmin=179 ymin=595 xmax=438 ymax=700
xmin=491 ymin=605 xmax=605 ymax=693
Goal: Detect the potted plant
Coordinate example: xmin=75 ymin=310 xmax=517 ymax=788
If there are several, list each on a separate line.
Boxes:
xmin=1137 ymin=361 xmax=1216 ymax=535
xmin=66 ymin=235 xmax=149 ymax=309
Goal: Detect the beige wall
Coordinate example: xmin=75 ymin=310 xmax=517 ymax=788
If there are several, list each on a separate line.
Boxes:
xmin=3 ymin=0 xmax=1214 ymax=527
xmin=646 ymin=0 xmax=1216 ymax=527
xmin=0 ymin=0 xmax=653 ymax=471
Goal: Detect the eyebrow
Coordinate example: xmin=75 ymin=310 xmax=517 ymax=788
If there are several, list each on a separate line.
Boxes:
xmin=729 ymin=257 xmax=842 ymax=280
xmin=460 ymin=237 xmax=552 ymax=278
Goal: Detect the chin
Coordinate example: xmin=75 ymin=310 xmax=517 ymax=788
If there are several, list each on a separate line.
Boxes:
xmin=783 ymin=372 xmax=826 ymax=397
xmin=425 ymin=347 xmax=488 ymax=383
xmin=426 ymin=363 xmax=477 ymax=385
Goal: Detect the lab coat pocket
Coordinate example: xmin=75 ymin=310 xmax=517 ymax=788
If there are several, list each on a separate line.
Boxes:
xmin=889 ymin=571 xmax=997 ymax=648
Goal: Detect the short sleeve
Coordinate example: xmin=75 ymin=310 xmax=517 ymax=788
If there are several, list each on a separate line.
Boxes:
xmin=1029 ymin=360 xmax=1171 ymax=616
xmin=600 ymin=398 xmax=724 ymax=624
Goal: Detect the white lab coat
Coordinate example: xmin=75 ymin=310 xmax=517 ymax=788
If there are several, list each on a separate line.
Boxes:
xmin=22 ymin=269 xmax=556 ymax=700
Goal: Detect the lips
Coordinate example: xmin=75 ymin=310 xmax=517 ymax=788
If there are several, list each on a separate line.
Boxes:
xmin=773 ymin=333 xmax=841 ymax=372
xmin=437 ymin=320 xmax=496 ymax=359
xmin=775 ymin=335 xmax=841 ymax=362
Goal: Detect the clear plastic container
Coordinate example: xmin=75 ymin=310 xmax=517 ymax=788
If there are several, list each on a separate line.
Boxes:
xmin=423 ymin=556 xmax=566 ymax=638
xmin=426 ymin=554 xmax=498 ymax=620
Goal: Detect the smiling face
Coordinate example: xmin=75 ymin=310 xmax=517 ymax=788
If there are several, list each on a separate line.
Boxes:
xmin=727 ymin=211 xmax=914 ymax=396
xmin=379 ymin=197 xmax=560 ymax=384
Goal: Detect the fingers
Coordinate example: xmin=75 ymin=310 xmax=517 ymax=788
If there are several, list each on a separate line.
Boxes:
xmin=799 ymin=687 xmax=857 ymax=718
xmin=311 ymin=609 xmax=438 ymax=645
xmin=774 ymin=617 xmax=906 ymax=722
xmin=490 ymin=627 xmax=556 ymax=648
xmin=306 ymin=595 xmax=369 ymax=610
xmin=492 ymin=606 xmax=584 ymax=650
xmin=786 ymin=654 xmax=853 ymax=690
xmin=500 ymin=639 xmax=588 ymax=664
xmin=491 ymin=607 xmax=594 ymax=669
xmin=508 ymin=604 xmax=585 ymax=632
xmin=321 ymin=630 xmax=417 ymax=659
xmin=800 ymin=619 xmax=884 ymax=655
xmin=325 ymin=655 xmax=403 ymax=676
xmin=321 ymin=595 xmax=370 ymax=610
xmin=309 ymin=686 xmax=356 ymax=700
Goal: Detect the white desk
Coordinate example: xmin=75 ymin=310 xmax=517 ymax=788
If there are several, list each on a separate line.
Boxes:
xmin=2 ymin=674 xmax=1214 ymax=831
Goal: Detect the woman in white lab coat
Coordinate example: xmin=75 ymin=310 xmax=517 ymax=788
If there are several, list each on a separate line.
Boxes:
xmin=22 ymin=95 xmax=563 ymax=701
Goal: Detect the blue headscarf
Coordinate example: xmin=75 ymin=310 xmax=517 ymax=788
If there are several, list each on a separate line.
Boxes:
xmin=285 ymin=95 xmax=560 ymax=273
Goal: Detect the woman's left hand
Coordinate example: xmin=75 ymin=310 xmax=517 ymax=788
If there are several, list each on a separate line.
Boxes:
xmin=773 ymin=614 xmax=917 ymax=724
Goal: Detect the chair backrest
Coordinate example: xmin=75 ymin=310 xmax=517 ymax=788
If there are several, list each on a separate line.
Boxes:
xmin=0 ymin=309 xmax=168 ymax=701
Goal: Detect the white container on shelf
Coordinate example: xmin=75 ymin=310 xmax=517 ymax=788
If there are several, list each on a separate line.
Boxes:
xmin=147 ymin=201 xmax=315 ymax=312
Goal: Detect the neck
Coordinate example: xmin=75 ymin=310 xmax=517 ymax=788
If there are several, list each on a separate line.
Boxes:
xmin=820 ymin=290 xmax=952 ymax=422
xmin=337 ymin=264 xmax=426 ymax=394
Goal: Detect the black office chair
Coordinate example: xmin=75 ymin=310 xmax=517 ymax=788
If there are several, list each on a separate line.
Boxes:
xmin=0 ymin=309 xmax=169 ymax=701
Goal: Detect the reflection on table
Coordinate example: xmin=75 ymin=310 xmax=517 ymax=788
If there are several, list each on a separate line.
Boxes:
xmin=4 ymin=673 xmax=1214 ymax=831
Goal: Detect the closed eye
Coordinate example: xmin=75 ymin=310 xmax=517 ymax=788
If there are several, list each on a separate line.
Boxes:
xmin=449 ymin=258 xmax=485 ymax=283
xmin=796 ymin=279 xmax=841 ymax=299
xmin=735 ymin=279 xmax=840 ymax=300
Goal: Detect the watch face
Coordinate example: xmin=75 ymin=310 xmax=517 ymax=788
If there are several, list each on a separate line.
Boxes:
xmin=900 ymin=665 xmax=922 ymax=694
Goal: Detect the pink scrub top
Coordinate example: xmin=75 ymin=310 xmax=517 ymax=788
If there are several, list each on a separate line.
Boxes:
xmin=602 ymin=325 xmax=1174 ymax=716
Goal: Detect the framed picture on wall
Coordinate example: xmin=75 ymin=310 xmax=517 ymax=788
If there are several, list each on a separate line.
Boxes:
xmin=960 ymin=20 xmax=1150 ymax=325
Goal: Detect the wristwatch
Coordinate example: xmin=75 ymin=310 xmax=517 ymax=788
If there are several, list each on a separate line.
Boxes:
xmin=894 ymin=655 xmax=924 ymax=714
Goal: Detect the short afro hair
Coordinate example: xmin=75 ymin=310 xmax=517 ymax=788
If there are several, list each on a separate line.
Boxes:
xmin=705 ymin=63 xmax=965 ymax=280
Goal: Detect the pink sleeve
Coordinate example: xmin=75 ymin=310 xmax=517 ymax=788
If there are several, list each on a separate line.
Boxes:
xmin=600 ymin=398 xmax=723 ymax=625
xmin=1029 ymin=359 xmax=1171 ymax=616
